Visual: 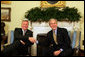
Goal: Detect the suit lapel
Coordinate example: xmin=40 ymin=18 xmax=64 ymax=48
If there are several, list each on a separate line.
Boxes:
xmin=25 ymin=30 xmax=28 ymax=35
xmin=20 ymin=29 xmax=23 ymax=35
xmin=24 ymin=30 xmax=30 ymax=36
xmin=57 ymin=27 xmax=62 ymax=44
xmin=57 ymin=27 xmax=60 ymax=38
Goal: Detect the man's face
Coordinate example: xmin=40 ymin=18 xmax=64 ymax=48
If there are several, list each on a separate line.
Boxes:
xmin=49 ymin=19 xmax=57 ymax=30
xmin=21 ymin=21 xmax=28 ymax=30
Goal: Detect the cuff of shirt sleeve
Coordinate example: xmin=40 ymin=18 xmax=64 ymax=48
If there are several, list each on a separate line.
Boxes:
xmin=60 ymin=48 xmax=63 ymax=52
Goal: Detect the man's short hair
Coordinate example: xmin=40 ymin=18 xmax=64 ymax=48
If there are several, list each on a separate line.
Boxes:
xmin=49 ymin=18 xmax=57 ymax=24
xmin=22 ymin=19 xmax=29 ymax=22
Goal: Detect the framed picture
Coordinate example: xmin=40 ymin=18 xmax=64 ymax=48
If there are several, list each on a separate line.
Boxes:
xmin=1 ymin=8 xmax=11 ymax=21
xmin=41 ymin=1 xmax=66 ymax=8
xmin=1 ymin=1 xmax=11 ymax=4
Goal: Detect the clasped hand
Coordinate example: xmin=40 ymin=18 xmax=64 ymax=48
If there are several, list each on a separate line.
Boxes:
xmin=53 ymin=50 xmax=61 ymax=56
xmin=29 ymin=37 xmax=36 ymax=43
xmin=20 ymin=37 xmax=36 ymax=45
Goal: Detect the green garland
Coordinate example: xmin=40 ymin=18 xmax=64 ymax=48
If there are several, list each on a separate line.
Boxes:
xmin=25 ymin=7 xmax=81 ymax=22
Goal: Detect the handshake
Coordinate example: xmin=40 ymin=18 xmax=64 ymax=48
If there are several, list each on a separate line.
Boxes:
xmin=20 ymin=37 xmax=38 ymax=45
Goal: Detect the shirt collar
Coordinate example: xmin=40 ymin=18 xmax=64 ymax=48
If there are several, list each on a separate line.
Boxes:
xmin=54 ymin=28 xmax=57 ymax=35
xmin=22 ymin=29 xmax=27 ymax=33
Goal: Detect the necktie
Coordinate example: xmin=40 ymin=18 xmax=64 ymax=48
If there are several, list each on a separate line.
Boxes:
xmin=53 ymin=30 xmax=58 ymax=44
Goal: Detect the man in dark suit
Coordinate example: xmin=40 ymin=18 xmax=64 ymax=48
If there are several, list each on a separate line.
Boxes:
xmin=47 ymin=18 xmax=72 ymax=56
xmin=1 ymin=20 xmax=36 ymax=56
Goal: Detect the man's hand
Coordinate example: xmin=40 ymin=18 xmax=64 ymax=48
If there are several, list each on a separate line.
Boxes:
xmin=53 ymin=50 xmax=61 ymax=56
xmin=29 ymin=37 xmax=36 ymax=43
xmin=20 ymin=40 xmax=25 ymax=45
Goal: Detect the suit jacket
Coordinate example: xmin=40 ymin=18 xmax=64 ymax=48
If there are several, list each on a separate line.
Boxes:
xmin=47 ymin=27 xmax=72 ymax=56
xmin=14 ymin=28 xmax=33 ymax=47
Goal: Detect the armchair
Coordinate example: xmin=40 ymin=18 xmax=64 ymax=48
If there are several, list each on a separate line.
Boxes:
xmin=2 ymin=30 xmax=31 ymax=56
xmin=68 ymin=31 xmax=81 ymax=56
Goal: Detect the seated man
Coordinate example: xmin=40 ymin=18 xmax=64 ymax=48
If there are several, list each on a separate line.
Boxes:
xmin=47 ymin=18 xmax=72 ymax=56
xmin=1 ymin=20 xmax=36 ymax=56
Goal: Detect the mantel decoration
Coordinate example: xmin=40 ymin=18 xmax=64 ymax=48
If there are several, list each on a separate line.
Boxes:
xmin=25 ymin=7 xmax=81 ymax=22
xmin=41 ymin=1 xmax=66 ymax=8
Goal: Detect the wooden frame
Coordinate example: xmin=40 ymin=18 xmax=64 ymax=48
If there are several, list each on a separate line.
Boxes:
xmin=1 ymin=1 xmax=11 ymax=4
xmin=41 ymin=1 xmax=66 ymax=8
xmin=1 ymin=8 xmax=11 ymax=21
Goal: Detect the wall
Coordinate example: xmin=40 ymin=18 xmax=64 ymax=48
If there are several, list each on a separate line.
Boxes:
xmin=1 ymin=1 xmax=41 ymax=35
